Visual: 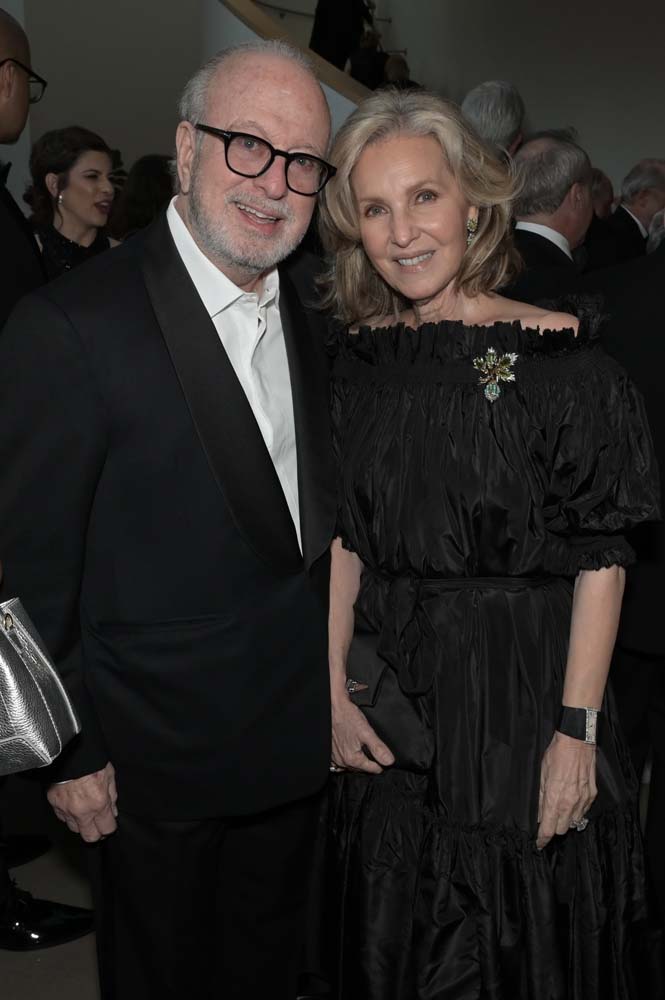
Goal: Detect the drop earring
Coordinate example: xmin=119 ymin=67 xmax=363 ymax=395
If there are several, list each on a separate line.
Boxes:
xmin=466 ymin=216 xmax=478 ymax=247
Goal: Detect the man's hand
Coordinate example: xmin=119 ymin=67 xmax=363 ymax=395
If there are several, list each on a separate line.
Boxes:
xmin=47 ymin=762 xmax=118 ymax=843
xmin=331 ymin=695 xmax=394 ymax=774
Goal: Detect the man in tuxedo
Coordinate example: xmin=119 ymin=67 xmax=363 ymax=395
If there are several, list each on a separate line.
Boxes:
xmin=0 ymin=8 xmax=45 ymax=324
xmin=0 ymin=40 xmax=336 ymax=999
xmin=606 ymin=159 xmax=665 ymax=262
xmin=582 ymin=167 xmax=622 ymax=271
xmin=501 ymin=130 xmax=592 ymax=303
xmin=582 ymin=244 xmax=665 ymax=962
xmin=0 ymin=7 xmax=94 ymax=953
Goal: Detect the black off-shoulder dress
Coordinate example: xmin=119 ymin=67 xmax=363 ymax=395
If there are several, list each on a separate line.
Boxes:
xmin=327 ymin=304 xmax=660 ymax=1000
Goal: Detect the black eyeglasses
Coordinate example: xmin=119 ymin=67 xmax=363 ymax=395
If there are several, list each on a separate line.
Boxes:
xmin=0 ymin=58 xmax=47 ymax=104
xmin=195 ymin=124 xmax=336 ymax=196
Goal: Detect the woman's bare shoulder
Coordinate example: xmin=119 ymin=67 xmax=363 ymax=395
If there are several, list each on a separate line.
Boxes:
xmin=488 ymin=295 xmax=579 ymax=336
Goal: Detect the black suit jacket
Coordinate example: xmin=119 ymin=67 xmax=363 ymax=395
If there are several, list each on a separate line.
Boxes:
xmin=501 ymin=228 xmax=581 ymax=304
xmin=605 ymin=205 xmax=647 ymax=263
xmin=582 ymin=214 xmax=622 ymax=272
xmin=0 ymin=180 xmax=46 ymax=327
xmin=0 ymin=215 xmax=336 ymax=819
xmin=581 ymin=243 xmax=665 ymax=656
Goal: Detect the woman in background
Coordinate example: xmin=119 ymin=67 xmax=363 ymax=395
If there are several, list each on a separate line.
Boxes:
xmin=25 ymin=125 xmax=115 ymax=278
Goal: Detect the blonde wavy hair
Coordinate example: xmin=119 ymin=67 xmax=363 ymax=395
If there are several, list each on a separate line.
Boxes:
xmin=319 ymin=88 xmax=521 ymax=324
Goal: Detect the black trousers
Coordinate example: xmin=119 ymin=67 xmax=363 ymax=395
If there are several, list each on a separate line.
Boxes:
xmin=0 ymin=779 xmax=10 ymax=912
xmin=612 ymin=645 xmax=665 ymax=924
xmin=87 ymin=792 xmax=320 ymax=1000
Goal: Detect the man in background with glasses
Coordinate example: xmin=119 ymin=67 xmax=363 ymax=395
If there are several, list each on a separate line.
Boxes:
xmin=0 ymin=6 xmax=96 ymax=955
xmin=0 ymin=39 xmax=336 ymax=999
xmin=0 ymin=7 xmax=47 ymax=327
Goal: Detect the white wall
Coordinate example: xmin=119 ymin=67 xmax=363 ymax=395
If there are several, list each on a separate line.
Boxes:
xmin=18 ymin=0 xmax=662 ymax=193
xmin=380 ymin=0 xmax=665 ymax=187
xmin=202 ymin=2 xmax=358 ymax=133
xmin=24 ymin=0 xmax=203 ymax=173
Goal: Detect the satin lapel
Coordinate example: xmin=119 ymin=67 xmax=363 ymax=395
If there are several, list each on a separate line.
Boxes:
xmin=140 ymin=216 xmax=302 ymax=575
xmin=279 ymin=269 xmax=336 ymax=571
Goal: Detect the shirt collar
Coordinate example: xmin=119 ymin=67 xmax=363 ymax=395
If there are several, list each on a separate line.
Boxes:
xmin=617 ymin=204 xmax=648 ymax=240
xmin=166 ymin=197 xmax=280 ymax=318
xmin=514 ymin=220 xmax=573 ymax=260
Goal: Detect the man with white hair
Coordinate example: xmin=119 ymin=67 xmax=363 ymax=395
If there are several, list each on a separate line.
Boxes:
xmin=501 ymin=129 xmax=593 ymax=301
xmin=460 ymin=79 xmax=525 ymax=156
xmin=608 ymin=158 xmax=665 ymax=261
xmin=0 ymin=41 xmax=336 ymax=998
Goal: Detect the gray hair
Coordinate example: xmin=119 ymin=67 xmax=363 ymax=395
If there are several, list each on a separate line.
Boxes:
xmin=513 ymin=130 xmax=592 ymax=217
xmin=178 ymin=40 xmax=317 ymax=127
xmin=621 ymin=159 xmax=665 ymax=204
xmin=460 ymin=80 xmax=525 ymax=153
xmin=647 ymin=207 xmax=665 ymax=252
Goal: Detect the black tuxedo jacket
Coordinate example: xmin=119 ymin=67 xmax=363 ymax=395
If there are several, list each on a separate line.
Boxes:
xmin=605 ymin=205 xmax=647 ymax=263
xmin=0 ymin=215 xmax=336 ymax=819
xmin=582 ymin=214 xmax=622 ymax=272
xmin=501 ymin=228 xmax=581 ymax=304
xmin=582 ymin=243 xmax=665 ymax=656
xmin=0 ymin=180 xmax=46 ymax=327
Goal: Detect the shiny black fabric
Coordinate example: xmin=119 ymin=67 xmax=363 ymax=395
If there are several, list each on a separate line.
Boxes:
xmin=34 ymin=223 xmax=111 ymax=279
xmin=327 ymin=303 xmax=660 ymax=999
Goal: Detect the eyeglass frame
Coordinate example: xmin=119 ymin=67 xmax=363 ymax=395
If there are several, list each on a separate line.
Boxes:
xmin=0 ymin=58 xmax=48 ymax=104
xmin=194 ymin=123 xmax=336 ymax=196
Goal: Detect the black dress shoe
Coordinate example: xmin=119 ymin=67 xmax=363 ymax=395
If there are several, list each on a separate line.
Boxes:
xmin=5 ymin=834 xmax=52 ymax=868
xmin=0 ymin=882 xmax=94 ymax=950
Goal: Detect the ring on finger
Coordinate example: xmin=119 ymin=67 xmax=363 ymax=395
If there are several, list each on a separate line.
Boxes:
xmin=329 ymin=762 xmax=344 ymax=773
xmin=569 ymin=816 xmax=589 ymax=832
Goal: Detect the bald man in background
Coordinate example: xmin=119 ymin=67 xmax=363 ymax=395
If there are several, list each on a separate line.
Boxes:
xmin=0 ymin=8 xmax=45 ymax=324
xmin=0 ymin=8 xmax=94 ymax=952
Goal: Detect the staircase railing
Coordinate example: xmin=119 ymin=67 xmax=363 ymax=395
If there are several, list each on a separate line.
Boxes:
xmin=221 ymin=0 xmax=370 ymax=104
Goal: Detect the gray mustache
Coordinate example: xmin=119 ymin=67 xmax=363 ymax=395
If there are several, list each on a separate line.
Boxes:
xmin=227 ymin=194 xmax=292 ymax=222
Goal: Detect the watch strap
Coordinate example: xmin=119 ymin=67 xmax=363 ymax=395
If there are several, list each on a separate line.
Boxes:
xmin=557 ymin=706 xmax=601 ymax=744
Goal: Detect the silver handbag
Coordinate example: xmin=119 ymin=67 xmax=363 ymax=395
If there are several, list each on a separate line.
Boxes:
xmin=0 ymin=597 xmax=80 ymax=776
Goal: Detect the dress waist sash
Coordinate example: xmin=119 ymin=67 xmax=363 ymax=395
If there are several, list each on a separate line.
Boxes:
xmin=365 ymin=572 xmax=556 ymax=696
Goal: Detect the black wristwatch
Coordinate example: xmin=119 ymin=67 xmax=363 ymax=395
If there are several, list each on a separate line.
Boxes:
xmin=557 ymin=706 xmax=601 ymax=745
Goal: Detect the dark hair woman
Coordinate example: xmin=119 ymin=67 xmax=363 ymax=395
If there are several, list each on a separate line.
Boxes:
xmin=108 ymin=154 xmax=173 ymax=240
xmin=24 ymin=125 xmax=116 ymax=279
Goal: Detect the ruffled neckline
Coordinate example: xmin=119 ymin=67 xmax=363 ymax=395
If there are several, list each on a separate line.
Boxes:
xmin=333 ymin=294 xmax=605 ymax=365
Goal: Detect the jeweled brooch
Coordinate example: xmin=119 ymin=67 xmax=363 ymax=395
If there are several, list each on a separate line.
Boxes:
xmin=472 ymin=347 xmax=518 ymax=403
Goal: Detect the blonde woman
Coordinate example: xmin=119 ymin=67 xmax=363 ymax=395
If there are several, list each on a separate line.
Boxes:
xmin=320 ymin=89 xmax=658 ymax=999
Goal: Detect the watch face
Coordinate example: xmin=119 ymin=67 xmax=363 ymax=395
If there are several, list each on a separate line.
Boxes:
xmin=585 ymin=709 xmax=598 ymax=744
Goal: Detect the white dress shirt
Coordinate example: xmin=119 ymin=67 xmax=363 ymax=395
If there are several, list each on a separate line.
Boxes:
xmin=166 ymin=198 xmax=301 ymax=549
xmin=514 ymin=221 xmax=573 ymax=260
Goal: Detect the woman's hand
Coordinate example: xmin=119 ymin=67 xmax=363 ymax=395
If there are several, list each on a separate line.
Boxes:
xmin=331 ymin=693 xmax=395 ymax=775
xmin=536 ymin=731 xmax=597 ymax=849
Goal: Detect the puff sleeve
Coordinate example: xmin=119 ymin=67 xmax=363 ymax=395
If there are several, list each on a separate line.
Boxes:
xmin=544 ymin=347 xmax=660 ymax=574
